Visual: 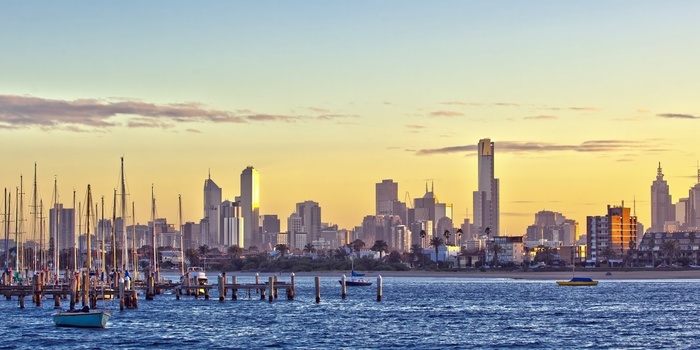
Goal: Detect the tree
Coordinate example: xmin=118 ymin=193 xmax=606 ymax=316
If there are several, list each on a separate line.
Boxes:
xmin=351 ymin=239 xmax=365 ymax=254
xmin=430 ymin=236 xmax=444 ymax=267
xmin=456 ymin=229 xmax=463 ymax=247
xmin=185 ymin=248 xmax=200 ymax=266
xmin=198 ymin=245 xmax=210 ymax=256
xmin=690 ymin=232 xmax=697 ymax=265
xmin=410 ymin=244 xmax=423 ymax=267
xmin=303 ymin=243 xmax=316 ymax=255
xmin=227 ymin=245 xmax=243 ymax=260
xmin=420 ymin=230 xmax=426 ymax=245
xmin=371 ymin=240 xmax=389 ymax=260
xmin=274 ymin=244 xmax=289 ymax=257
xmin=660 ymin=239 xmax=680 ymax=265
xmin=534 ymin=245 xmax=555 ymax=266
xmin=443 ymin=230 xmax=451 ymax=246
xmin=599 ymin=246 xmax=617 ymax=267
xmin=387 ymin=250 xmax=402 ymax=264
xmin=490 ymin=243 xmax=505 ymax=267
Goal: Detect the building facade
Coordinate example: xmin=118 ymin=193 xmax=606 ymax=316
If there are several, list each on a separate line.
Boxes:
xmin=203 ymin=174 xmax=222 ymax=247
xmin=651 ymin=163 xmax=674 ymax=232
xmin=586 ymin=204 xmax=638 ymax=265
xmin=240 ymin=166 xmax=260 ymax=248
xmin=473 ymin=138 xmax=500 ymax=236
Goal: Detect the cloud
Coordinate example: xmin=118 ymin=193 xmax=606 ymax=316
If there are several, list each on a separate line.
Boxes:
xmin=414 ymin=140 xmax=668 ymax=156
xmin=439 ymin=101 xmax=483 ymax=107
xmin=429 ymin=110 xmax=464 ymax=117
xmin=405 ymin=124 xmax=426 ymax=129
xmin=657 ymin=113 xmax=699 ymax=119
xmin=493 ymin=102 xmax=520 ymax=107
xmin=307 ymin=107 xmax=331 ymax=113
xmin=0 ymin=94 xmax=355 ymax=131
xmin=523 ymin=115 xmax=557 ymax=120
xmin=501 ymin=212 xmax=532 ymax=217
xmin=186 ymin=128 xmax=202 ymax=133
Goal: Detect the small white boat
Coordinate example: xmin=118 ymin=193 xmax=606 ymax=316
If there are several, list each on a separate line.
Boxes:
xmin=52 ymin=307 xmax=111 ymax=328
xmin=181 ymin=267 xmax=208 ymax=293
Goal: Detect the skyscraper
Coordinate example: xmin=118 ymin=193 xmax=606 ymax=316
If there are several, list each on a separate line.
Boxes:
xmin=650 ymin=162 xmax=674 ymax=232
xmin=240 ymin=166 xmax=260 ymax=248
xmin=473 ymin=138 xmax=500 ymax=236
xmin=587 ymin=203 xmax=638 ymax=265
xmin=203 ymin=172 xmax=222 ymax=247
xmin=376 ymin=179 xmax=398 ymax=215
xmin=688 ymin=168 xmax=700 ymax=230
xmin=296 ymin=200 xmax=321 ymax=244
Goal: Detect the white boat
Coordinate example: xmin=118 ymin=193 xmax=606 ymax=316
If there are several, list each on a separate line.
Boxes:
xmin=53 ymin=307 xmax=111 ymax=328
xmin=181 ymin=267 xmax=208 ymax=293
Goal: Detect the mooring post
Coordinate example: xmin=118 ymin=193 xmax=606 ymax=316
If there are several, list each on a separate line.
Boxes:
xmin=221 ymin=272 xmax=227 ymax=298
xmin=232 ymin=276 xmax=238 ymax=300
xmin=19 ymin=294 xmax=25 ymax=309
xmin=315 ymin=276 xmax=321 ymax=304
xmin=287 ymin=273 xmax=295 ymax=300
xmin=376 ymin=275 xmax=383 ymax=302
xmin=341 ymin=275 xmax=347 ymax=299
xmin=194 ymin=276 xmax=200 ymax=299
xmin=218 ymin=275 xmax=225 ymax=302
xmin=119 ymin=278 xmax=125 ymax=311
xmin=268 ymin=276 xmax=274 ymax=303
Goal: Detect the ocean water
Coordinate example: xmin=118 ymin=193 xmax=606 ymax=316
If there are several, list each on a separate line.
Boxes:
xmin=2 ymin=275 xmax=699 ymax=349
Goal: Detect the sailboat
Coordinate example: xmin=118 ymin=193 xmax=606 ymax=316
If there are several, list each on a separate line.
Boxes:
xmin=338 ymin=258 xmax=372 ymax=287
xmin=556 ymin=246 xmax=598 ymax=286
xmin=53 ymin=185 xmax=111 ymax=328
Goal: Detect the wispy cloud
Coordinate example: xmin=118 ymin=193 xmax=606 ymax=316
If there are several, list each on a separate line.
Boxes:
xmin=439 ymin=101 xmax=483 ymax=107
xmin=657 ymin=113 xmax=699 ymax=119
xmin=429 ymin=110 xmax=464 ymax=117
xmin=186 ymin=128 xmax=202 ymax=133
xmin=523 ymin=115 xmax=557 ymax=120
xmin=414 ymin=140 xmax=668 ymax=156
xmin=0 ymin=94 xmax=356 ymax=131
xmin=405 ymin=124 xmax=426 ymax=129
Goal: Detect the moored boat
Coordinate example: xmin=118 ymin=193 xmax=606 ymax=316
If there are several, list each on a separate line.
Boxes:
xmin=556 ymin=277 xmax=598 ymax=286
xmin=52 ymin=307 xmax=111 ymax=328
xmin=338 ymin=270 xmax=372 ymax=287
xmin=181 ymin=267 xmax=208 ymax=293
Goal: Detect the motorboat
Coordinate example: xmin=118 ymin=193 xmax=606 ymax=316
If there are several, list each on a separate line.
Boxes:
xmin=181 ymin=267 xmax=208 ymax=293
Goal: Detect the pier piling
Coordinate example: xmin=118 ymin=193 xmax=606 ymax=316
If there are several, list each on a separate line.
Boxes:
xmin=232 ymin=276 xmax=238 ymax=300
xmin=315 ymin=276 xmax=321 ymax=304
xmin=268 ymin=277 xmax=274 ymax=303
xmin=376 ymin=275 xmax=383 ymax=302
xmin=218 ymin=275 xmax=225 ymax=302
xmin=341 ymin=275 xmax=347 ymax=299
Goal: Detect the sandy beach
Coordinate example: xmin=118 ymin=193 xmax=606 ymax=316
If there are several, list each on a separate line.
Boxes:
xmin=274 ymin=269 xmax=700 ymax=280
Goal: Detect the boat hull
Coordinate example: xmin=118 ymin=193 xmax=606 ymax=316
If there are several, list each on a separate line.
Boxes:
xmin=52 ymin=311 xmax=111 ymax=328
xmin=556 ymin=281 xmax=598 ymax=286
xmin=339 ymin=280 xmax=372 ymax=287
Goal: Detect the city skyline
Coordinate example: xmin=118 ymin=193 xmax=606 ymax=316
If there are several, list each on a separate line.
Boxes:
xmin=2 ymin=2 xmax=700 ymax=236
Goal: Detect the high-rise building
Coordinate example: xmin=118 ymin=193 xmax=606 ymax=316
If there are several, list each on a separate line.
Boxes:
xmin=203 ymin=173 xmax=222 ymax=247
xmin=240 ymin=166 xmax=260 ymax=248
xmin=586 ymin=203 xmax=638 ymax=265
xmin=650 ymin=163 xmax=674 ymax=232
xmin=220 ymin=200 xmax=244 ymax=247
xmin=49 ymin=204 xmax=75 ymax=257
xmin=296 ymin=200 xmax=321 ymax=244
xmin=287 ymin=212 xmax=303 ymax=251
xmin=261 ymin=214 xmax=281 ymax=248
xmin=473 ymin=138 xmax=500 ymax=236
xmin=689 ymin=168 xmax=700 ymax=230
xmin=376 ymin=179 xmax=398 ymax=215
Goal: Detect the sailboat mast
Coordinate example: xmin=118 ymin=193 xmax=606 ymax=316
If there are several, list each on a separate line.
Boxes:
xmin=53 ymin=176 xmax=60 ymax=279
xmin=40 ymin=199 xmax=45 ymax=269
xmin=179 ymin=194 xmax=185 ymax=277
xmin=76 ymin=201 xmax=80 ymax=270
xmin=32 ymin=163 xmax=38 ymax=272
xmin=18 ymin=176 xmax=24 ymax=272
xmin=112 ymin=189 xmax=117 ymax=272
xmin=3 ymin=188 xmax=8 ymax=269
xmin=132 ymin=201 xmax=137 ymax=279
xmin=15 ymin=186 xmax=19 ymax=270
xmin=72 ymin=190 xmax=76 ymax=271
xmin=120 ymin=157 xmax=127 ymax=272
xmin=151 ymin=185 xmax=157 ymax=273
xmin=86 ymin=185 xmax=92 ymax=273
xmin=101 ymin=196 xmax=105 ymax=277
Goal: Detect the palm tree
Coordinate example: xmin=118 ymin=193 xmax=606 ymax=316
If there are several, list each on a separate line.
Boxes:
xmin=430 ymin=236 xmax=444 ymax=267
xmin=410 ymin=244 xmax=423 ymax=267
xmin=456 ymin=229 xmax=463 ymax=246
xmin=351 ymin=239 xmax=365 ymax=254
xmin=443 ymin=230 xmax=451 ymax=246
xmin=303 ymin=243 xmax=316 ymax=255
xmin=371 ymin=240 xmax=389 ymax=260
xmin=490 ymin=243 xmax=505 ymax=267
xmin=484 ymin=227 xmax=491 ymax=266
xmin=523 ymin=246 xmax=532 ymax=269
xmin=198 ymin=245 xmax=210 ymax=256
xmin=274 ymin=244 xmax=289 ymax=257
xmin=689 ymin=232 xmax=697 ymax=265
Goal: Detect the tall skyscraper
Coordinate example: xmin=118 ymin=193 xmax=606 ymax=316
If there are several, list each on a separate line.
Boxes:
xmin=240 ymin=166 xmax=260 ymax=248
xmin=296 ymin=200 xmax=321 ymax=244
xmin=587 ymin=203 xmax=638 ymax=265
xmin=473 ymin=138 xmax=500 ymax=236
xmin=49 ymin=204 xmax=75 ymax=258
xmin=650 ymin=162 xmax=674 ymax=232
xmin=376 ymin=179 xmax=398 ymax=215
xmin=220 ymin=200 xmax=244 ymax=247
xmin=688 ymin=168 xmax=700 ymax=230
xmin=203 ymin=172 xmax=222 ymax=247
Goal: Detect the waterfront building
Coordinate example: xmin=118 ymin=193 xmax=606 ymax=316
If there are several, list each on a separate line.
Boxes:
xmin=203 ymin=173 xmax=222 ymax=247
xmin=636 ymin=231 xmax=700 ymax=265
xmin=650 ymin=163 xmax=675 ymax=232
xmin=525 ymin=210 xmax=578 ymax=247
xmin=487 ymin=236 xmax=524 ymax=265
xmin=240 ymin=166 xmax=260 ymax=248
xmin=473 ymin=138 xmax=500 ymax=236
xmin=586 ymin=203 xmax=638 ymax=266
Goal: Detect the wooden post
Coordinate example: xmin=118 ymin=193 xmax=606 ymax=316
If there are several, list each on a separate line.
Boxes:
xmin=232 ymin=276 xmax=238 ymax=300
xmin=218 ymin=275 xmax=225 ymax=302
xmin=19 ymin=294 xmax=25 ymax=309
xmin=176 ymin=287 xmax=181 ymax=300
xmin=81 ymin=272 xmax=88 ymax=307
xmin=287 ymin=273 xmax=295 ymax=300
xmin=255 ymin=273 xmax=260 ymax=296
xmin=69 ymin=275 xmax=76 ymax=310
xmin=119 ymin=278 xmax=125 ymax=311
xmin=54 ymin=294 xmax=61 ymax=309
xmin=132 ymin=290 xmax=139 ymax=308
xmin=221 ymin=272 xmax=227 ymax=298
xmin=273 ymin=275 xmax=279 ymax=299
xmin=341 ymin=275 xmax=347 ymax=299
xmin=376 ymin=275 xmax=383 ymax=302
xmin=36 ymin=272 xmax=43 ymax=307
xmin=315 ymin=276 xmax=321 ymax=304
xmin=268 ymin=276 xmax=274 ymax=303
xmin=194 ymin=277 xmax=200 ymax=299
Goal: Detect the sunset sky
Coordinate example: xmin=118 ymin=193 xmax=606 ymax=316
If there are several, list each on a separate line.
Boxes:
xmin=1 ymin=1 xmax=699 ymax=238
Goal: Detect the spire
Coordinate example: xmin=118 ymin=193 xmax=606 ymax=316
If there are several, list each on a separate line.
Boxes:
xmin=431 ymin=180 xmax=434 ymax=193
xmin=425 ymin=182 xmax=428 ymax=193
xmin=656 ymin=162 xmax=664 ymax=180
xmin=208 ymin=168 xmax=211 ymax=180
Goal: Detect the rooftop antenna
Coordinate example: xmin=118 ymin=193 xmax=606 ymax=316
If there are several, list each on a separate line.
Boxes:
xmin=425 ymin=182 xmax=428 ymax=193
xmin=633 ymin=196 xmax=636 ymax=217
xmin=208 ymin=168 xmax=211 ymax=180
xmin=431 ymin=180 xmax=434 ymax=193
xmin=697 ymin=160 xmax=699 ymax=184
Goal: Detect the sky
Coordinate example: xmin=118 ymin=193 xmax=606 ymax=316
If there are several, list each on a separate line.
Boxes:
xmin=1 ymin=1 xmax=700 ymax=239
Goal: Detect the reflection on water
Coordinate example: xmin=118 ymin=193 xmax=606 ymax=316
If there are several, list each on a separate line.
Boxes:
xmin=2 ymin=276 xmax=699 ymax=349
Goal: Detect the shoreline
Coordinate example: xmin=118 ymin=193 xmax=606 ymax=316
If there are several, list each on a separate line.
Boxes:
xmin=160 ymin=269 xmax=700 ymax=280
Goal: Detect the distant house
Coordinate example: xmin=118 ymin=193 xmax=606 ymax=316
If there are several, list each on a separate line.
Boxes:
xmin=161 ymin=250 xmax=183 ymax=264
